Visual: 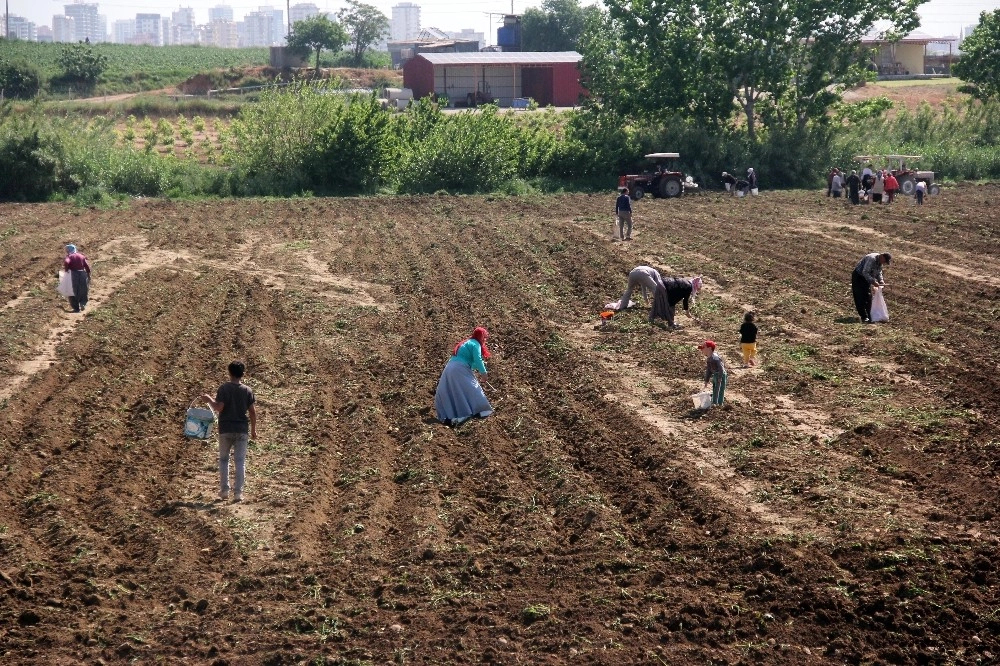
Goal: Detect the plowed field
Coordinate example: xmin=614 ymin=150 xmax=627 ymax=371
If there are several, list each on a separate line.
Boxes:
xmin=1 ymin=187 xmax=999 ymax=665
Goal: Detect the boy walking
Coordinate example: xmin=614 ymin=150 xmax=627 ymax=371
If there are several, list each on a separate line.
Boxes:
xmin=699 ymin=340 xmax=728 ymax=407
xmin=201 ymin=361 xmax=257 ymax=502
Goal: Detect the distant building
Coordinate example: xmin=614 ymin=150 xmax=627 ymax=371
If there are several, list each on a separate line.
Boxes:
xmin=242 ymin=7 xmax=283 ymax=46
xmin=209 ymin=5 xmax=235 ymax=23
xmin=403 ymin=51 xmax=585 ymax=107
xmin=391 ymin=2 xmax=420 ymax=41
xmin=52 ymin=15 xmax=76 ymax=42
xmin=289 ymin=3 xmax=319 ymax=26
xmin=388 ymin=37 xmax=479 ymax=68
xmin=860 ymin=30 xmax=935 ymax=77
xmin=135 ymin=13 xmax=162 ymax=45
xmin=172 ymin=7 xmax=197 ymax=45
xmin=2 ymin=15 xmax=38 ymax=41
xmin=446 ymin=28 xmax=484 ymax=49
xmin=112 ymin=18 xmax=135 ymax=43
xmin=208 ymin=19 xmax=238 ymax=48
xmin=63 ymin=2 xmax=103 ymax=42
xmin=36 ymin=25 xmax=54 ymax=42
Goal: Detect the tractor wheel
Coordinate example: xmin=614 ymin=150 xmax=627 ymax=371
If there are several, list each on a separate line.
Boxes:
xmin=660 ymin=177 xmax=682 ymax=198
xmin=466 ymin=93 xmax=476 ymax=108
xmin=929 ymin=183 xmax=941 ymax=196
xmin=899 ymin=177 xmax=916 ymax=195
xmin=631 ymin=185 xmax=645 ymax=201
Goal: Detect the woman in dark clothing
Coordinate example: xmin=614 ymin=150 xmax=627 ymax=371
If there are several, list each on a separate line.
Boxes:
xmin=846 ymin=170 xmax=861 ymax=205
xmin=662 ymin=276 xmax=702 ymax=329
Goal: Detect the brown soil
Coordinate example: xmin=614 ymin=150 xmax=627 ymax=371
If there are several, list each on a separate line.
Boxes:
xmin=1 ymin=186 xmax=999 ymax=664
xmin=841 ymin=80 xmax=967 ymax=112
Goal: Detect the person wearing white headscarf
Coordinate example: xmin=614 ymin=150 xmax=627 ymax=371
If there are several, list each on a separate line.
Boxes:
xmin=63 ymin=244 xmax=91 ymax=313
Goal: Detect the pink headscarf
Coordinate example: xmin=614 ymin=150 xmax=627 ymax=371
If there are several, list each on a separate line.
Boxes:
xmin=691 ymin=276 xmax=702 ymax=295
xmin=453 ymin=327 xmax=491 ymax=359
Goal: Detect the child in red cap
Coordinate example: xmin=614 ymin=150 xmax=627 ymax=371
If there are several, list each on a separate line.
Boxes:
xmin=699 ymin=340 xmax=727 ymax=407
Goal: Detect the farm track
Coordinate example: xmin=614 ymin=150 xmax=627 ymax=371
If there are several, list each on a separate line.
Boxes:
xmin=0 ymin=188 xmax=998 ymax=664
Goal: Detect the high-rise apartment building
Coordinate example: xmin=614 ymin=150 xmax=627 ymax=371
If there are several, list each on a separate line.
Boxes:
xmin=289 ymin=3 xmax=319 ymax=27
xmin=242 ymin=7 xmax=277 ymax=46
xmin=52 ymin=15 xmax=76 ymax=42
xmin=209 ymin=5 xmax=235 ymax=23
xmin=391 ymin=2 xmax=420 ymax=41
xmin=171 ymin=7 xmax=197 ymax=44
xmin=112 ymin=18 xmax=135 ymax=43
xmin=2 ymin=15 xmax=38 ymax=41
xmin=134 ymin=13 xmax=162 ymax=45
xmin=63 ymin=2 xmax=103 ymax=42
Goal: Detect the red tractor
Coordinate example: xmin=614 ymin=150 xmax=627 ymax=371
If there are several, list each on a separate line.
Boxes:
xmin=855 ymin=154 xmax=942 ymax=196
xmin=618 ymin=153 xmax=698 ymax=200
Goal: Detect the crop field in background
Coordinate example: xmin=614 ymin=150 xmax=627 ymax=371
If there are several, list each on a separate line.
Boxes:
xmin=0 ymin=187 xmax=998 ymax=664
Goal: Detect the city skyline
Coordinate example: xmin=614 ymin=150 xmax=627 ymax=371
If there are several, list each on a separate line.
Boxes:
xmin=5 ymin=0 xmax=999 ymax=46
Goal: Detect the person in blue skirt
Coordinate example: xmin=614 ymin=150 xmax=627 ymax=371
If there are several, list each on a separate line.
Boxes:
xmin=435 ymin=327 xmax=494 ymax=426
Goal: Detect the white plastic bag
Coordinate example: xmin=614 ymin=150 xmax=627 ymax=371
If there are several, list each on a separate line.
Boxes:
xmin=57 ymin=270 xmax=74 ymax=298
xmin=870 ymin=286 xmax=889 ymax=322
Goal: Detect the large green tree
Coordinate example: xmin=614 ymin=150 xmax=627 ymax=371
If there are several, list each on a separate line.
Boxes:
xmin=522 ymin=0 xmax=600 ymax=52
xmin=288 ymin=15 xmax=349 ymax=75
xmin=338 ymin=0 xmax=389 ymax=67
xmin=56 ymin=43 xmax=108 ymax=92
xmin=581 ymin=0 xmax=924 ymax=140
xmin=953 ymin=10 xmax=1000 ymax=101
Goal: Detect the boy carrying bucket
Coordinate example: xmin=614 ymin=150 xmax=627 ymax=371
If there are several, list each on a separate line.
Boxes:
xmin=201 ymin=361 xmax=257 ymax=502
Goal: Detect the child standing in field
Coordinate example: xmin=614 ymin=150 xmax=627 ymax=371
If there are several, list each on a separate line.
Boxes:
xmin=739 ymin=312 xmax=758 ymax=367
xmin=699 ymin=340 xmax=728 ymax=407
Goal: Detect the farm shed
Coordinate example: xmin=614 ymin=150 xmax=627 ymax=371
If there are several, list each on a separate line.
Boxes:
xmin=402 ymin=51 xmax=585 ymax=108
xmin=861 ymin=30 xmax=935 ymax=77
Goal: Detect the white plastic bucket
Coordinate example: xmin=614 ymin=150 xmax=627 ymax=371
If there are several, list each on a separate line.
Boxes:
xmin=184 ymin=402 xmax=216 ymax=439
xmin=751 ymin=187 xmax=759 ymax=196
xmin=736 ymin=190 xmax=745 ymax=198
xmin=692 ymin=391 xmax=712 ymax=410
xmin=724 ymin=183 xmax=731 ymax=192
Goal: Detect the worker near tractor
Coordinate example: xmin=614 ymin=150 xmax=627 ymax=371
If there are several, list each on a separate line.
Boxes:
xmin=747 ymin=168 xmax=758 ymax=194
xmin=915 ymin=180 xmax=927 ymax=205
xmin=846 ymin=170 xmax=861 ymax=205
xmin=830 ymin=170 xmax=844 ymax=198
xmin=434 ymin=327 xmax=494 ymax=426
xmin=851 ymin=252 xmax=892 ymax=324
xmin=63 ymin=244 xmax=92 ymax=313
xmin=884 ymin=171 xmax=900 ymax=203
xmin=870 ymin=171 xmax=885 ymax=203
xmin=615 ymin=187 xmax=633 ymax=241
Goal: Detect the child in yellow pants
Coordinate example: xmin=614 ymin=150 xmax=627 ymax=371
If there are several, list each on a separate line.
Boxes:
xmin=739 ymin=312 xmax=758 ymax=367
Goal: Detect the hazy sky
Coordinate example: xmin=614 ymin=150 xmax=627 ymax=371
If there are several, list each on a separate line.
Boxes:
xmin=8 ymin=0 xmax=1000 ymax=45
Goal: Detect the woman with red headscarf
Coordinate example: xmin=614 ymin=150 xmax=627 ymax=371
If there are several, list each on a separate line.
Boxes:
xmin=434 ymin=327 xmax=494 ymax=426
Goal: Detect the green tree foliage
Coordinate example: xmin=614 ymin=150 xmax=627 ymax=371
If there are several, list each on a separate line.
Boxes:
xmin=953 ymin=10 xmax=1000 ymax=101
xmin=582 ymin=0 xmax=924 ymax=140
xmin=337 ymin=0 xmax=389 ymax=67
xmin=56 ymin=43 xmax=109 ymax=91
xmin=287 ymin=15 xmax=350 ymax=75
xmin=0 ymin=59 xmax=41 ymax=99
xmin=521 ymin=0 xmax=600 ymax=52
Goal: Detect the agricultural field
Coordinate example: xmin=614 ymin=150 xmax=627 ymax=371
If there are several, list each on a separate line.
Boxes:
xmin=1 ymin=187 xmax=999 ymax=664
xmin=1 ymin=42 xmax=271 ymax=94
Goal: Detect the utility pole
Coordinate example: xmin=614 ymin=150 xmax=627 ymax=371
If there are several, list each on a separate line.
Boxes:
xmin=5 ymin=0 xmax=10 ymax=40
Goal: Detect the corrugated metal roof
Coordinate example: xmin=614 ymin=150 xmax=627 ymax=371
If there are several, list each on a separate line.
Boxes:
xmin=417 ymin=51 xmax=582 ymax=65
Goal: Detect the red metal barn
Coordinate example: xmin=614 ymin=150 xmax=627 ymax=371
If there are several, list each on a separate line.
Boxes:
xmin=403 ymin=52 xmax=586 ymax=108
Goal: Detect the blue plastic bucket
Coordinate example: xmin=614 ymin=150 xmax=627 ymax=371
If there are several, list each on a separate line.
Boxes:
xmin=184 ymin=403 xmax=216 ymax=439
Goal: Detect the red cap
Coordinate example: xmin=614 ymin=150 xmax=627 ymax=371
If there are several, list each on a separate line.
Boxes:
xmin=698 ymin=340 xmax=716 ymax=350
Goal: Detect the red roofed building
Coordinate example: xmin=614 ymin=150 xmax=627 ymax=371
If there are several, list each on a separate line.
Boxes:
xmin=403 ymin=51 xmax=586 ymax=108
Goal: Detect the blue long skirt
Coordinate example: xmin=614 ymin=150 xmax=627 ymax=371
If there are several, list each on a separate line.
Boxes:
xmin=434 ymin=360 xmax=493 ymax=424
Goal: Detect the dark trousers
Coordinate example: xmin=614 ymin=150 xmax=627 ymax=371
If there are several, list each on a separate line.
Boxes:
xmin=69 ymin=270 xmax=89 ymax=311
xmin=916 ymin=190 xmax=924 ymax=205
xmin=851 ymin=271 xmax=871 ymax=322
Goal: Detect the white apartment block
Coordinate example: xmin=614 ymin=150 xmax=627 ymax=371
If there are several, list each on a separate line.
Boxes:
xmin=391 ymin=2 xmax=420 ymax=41
xmin=134 ymin=13 xmax=162 ymax=45
xmin=446 ymin=28 xmax=483 ymax=48
xmin=209 ymin=5 xmax=234 ymax=23
xmin=112 ymin=18 xmax=135 ymax=43
xmin=171 ymin=7 xmax=197 ymax=44
xmin=63 ymin=2 xmax=103 ymax=42
xmin=52 ymin=15 xmax=76 ymax=42
xmin=2 ymin=15 xmax=38 ymax=41
xmin=208 ymin=19 xmax=239 ymax=47
xmin=289 ymin=3 xmax=319 ymax=26
xmin=241 ymin=8 xmax=277 ymax=46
